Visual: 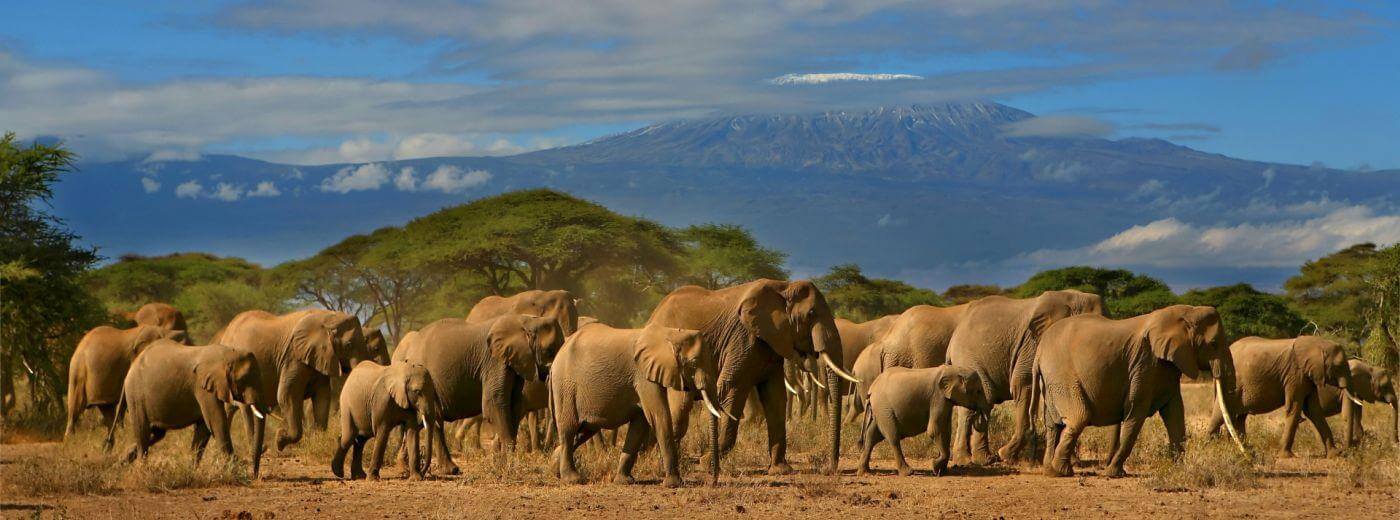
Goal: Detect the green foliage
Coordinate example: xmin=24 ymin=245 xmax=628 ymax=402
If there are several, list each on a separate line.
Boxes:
xmin=1 ymin=133 xmax=104 ymax=415
xmin=814 ymin=264 xmax=943 ymax=321
xmin=942 ymin=284 xmax=1007 ymax=305
xmin=1014 ymin=266 xmax=1176 ymax=318
xmin=1284 ymin=243 xmax=1380 ymax=344
xmin=84 ymin=253 xmax=279 ymax=343
xmin=1361 ymin=324 xmax=1398 ymax=372
xmin=676 ymin=223 xmax=787 ymax=289
xmin=1179 ymin=284 xmax=1306 ymax=343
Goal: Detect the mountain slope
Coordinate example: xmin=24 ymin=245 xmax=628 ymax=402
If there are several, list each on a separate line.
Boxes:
xmin=51 ymin=103 xmax=1400 ymax=290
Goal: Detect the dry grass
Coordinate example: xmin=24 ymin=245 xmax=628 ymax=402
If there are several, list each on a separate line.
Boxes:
xmin=6 ymin=429 xmax=250 ymax=497
xmin=1332 ymin=438 xmax=1400 ymax=490
xmin=1142 ymin=436 xmax=1266 ymax=491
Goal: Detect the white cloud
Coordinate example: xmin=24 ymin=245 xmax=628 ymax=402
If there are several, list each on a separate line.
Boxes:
xmin=174 ymin=180 xmax=203 ymax=199
xmin=393 ymin=167 xmax=419 ymax=191
xmin=1035 ymin=161 xmax=1089 ymax=182
xmin=1003 ymin=115 xmax=1115 ymax=138
xmin=247 ymin=181 xmax=281 ymax=197
xmin=320 ymin=163 xmax=391 ymax=193
xmin=768 ymin=73 xmax=923 ymax=86
xmin=421 ymin=166 xmax=491 ymax=193
xmin=140 ymin=177 xmax=161 ymax=193
xmin=1021 ymin=205 xmax=1400 ymax=269
xmin=144 ymin=149 xmax=202 ymax=163
xmin=210 ymin=183 xmax=245 ymax=201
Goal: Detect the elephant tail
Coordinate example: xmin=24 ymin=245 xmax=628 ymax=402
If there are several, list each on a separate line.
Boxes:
xmin=1029 ymin=364 xmax=1043 ymax=432
xmin=103 ymin=388 xmax=126 ymax=452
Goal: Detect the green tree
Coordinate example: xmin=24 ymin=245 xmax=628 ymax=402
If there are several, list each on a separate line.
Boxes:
xmin=814 ymin=264 xmax=944 ymax=321
xmin=1 ymin=134 xmax=104 ymax=416
xmin=1284 ymin=243 xmax=1378 ymax=344
xmin=1014 ymin=266 xmax=1176 ymax=318
xmin=1179 ymin=283 xmax=1306 ymax=343
xmin=86 ymin=252 xmax=266 ymax=315
xmin=942 ymin=284 xmax=1007 ymax=305
xmin=675 ymin=224 xmax=787 ymax=289
xmin=173 ymin=280 xmax=285 ymax=341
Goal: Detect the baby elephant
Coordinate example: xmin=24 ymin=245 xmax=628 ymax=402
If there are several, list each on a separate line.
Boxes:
xmin=858 ymin=366 xmax=991 ymax=476
xmin=114 ymin=340 xmax=270 ymax=477
xmin=550 ymin=323 xmax=725 ymax=487
xmin=332 ymin=361 xmax=441 ymax=480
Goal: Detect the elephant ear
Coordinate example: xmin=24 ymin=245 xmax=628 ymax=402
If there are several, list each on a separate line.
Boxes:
xmin=487 ymin=316 xmax=535 ymax=377
xmin=388 ymin=369 xmax=411 ymax=409
xmin=1027 ymin=293 xmax=1076 ymax=338
xmin=290 ymin=313 xmax=342 ymax=377
xmin=195 ymin=354 xmax=234 ymax=402
xmin=129 ymin=326 xmax=164 ymax=355
xmin=635 ymin=327 xmax=687 ymax=391
xmin=1143 ymin=308 xmax=1199 ymax=379
xmin=738 ymin=284 xmax=797 ymax=360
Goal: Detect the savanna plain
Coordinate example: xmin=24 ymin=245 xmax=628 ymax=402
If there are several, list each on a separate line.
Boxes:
xmin=3 ymin=383 xmax=1397 ymax=519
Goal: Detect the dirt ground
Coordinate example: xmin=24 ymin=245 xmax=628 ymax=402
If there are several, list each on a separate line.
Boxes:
xmin=4 ymin=383 xmax=1398 ymax=519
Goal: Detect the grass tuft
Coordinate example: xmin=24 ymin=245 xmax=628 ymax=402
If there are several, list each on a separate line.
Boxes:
xmin=1143 ymin=436 xmax=1265 ymax=491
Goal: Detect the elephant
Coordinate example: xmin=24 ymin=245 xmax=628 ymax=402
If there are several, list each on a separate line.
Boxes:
xmin=857 ymin=366 xmax=993 ymax=476
xmin=1315 ymin=359 xmax=1398 ymax=446
xmin=213 ymin=309 xmax=370 ymax=451
xmin=835 ymin=315 xmax=897 ymax=421
xmin=111 ymin=340 xmax=270 ymax=477
xmin=332 ymin=361 xmax=441 ymax=480
xmin=392 ymin=313 xmax=564 ymax=474
xmin=365 ymin=329 xmax=392 ymax=364
xmin=1205 ymin=336 xmax=1354 ymax=457
xmin=550 ymin=323 xmax=726 ymax=487
xmin=65 ymin=325 xmax=179 ymax=438
xmin=461 ymin=290 xmax=580 ymax=453
xmin=946 ymin=290 xmax=1104 ymax=465
xmin=646 ymin=279 xmax=859 ymax=476
xmin=129 ymin=302 xmax=191 ymax=344
xmin=1038 ymin=305 xmax=1244 ymax=478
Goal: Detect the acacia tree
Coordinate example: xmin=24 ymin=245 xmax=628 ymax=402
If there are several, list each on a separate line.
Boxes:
xmin=676 ymin=223 xmax=787 ymax=289
xmin=1 ymin=134 xmax=103 ymax=416
xmin=814 ymin=264 xmax=943 ymax=321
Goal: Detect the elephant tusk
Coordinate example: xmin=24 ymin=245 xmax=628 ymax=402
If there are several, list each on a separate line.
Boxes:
xmin=784 ymin=378 xmax=799 ymax=395
xmin=421 ymin=414 xmax=429 ymax=429
xmin=1344 ymin=390 xmax=1365 ymax=407
xmin=1216 ymin=380 xmax=1247 ymax=453
xmin=233 ymin=399 xmax=265 ymax=420
xmin=806 ymin=370 xmax=827 ymax=390
xmin=821 ymin=352 xmax=861 ymax=384
xmin=702 ymin=390 xmax=736 ymax=421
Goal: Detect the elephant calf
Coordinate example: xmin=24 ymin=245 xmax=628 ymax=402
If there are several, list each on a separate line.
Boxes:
xmin=332 ymin=361 xmax=441 ymax=480
xmin=1313 ymin=359 xmax=1397 ymax=447
xmin=857 ymin=366 xmax=991 ymax=476
xmin=550 ymin=323 xmax=724 ymax=487
xmin=113 ymin=340 xmax=270 ymax=477
xmin=1206 ymin=336 xmax=1353 ymax=457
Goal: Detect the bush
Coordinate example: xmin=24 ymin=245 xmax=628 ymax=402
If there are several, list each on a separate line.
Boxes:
xmin=1143 ymin=436 xmax=1264 ymax=491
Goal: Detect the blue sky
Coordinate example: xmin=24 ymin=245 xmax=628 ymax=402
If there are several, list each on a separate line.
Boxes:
xmin=2 ymin=1 xmax=1397 ymax=168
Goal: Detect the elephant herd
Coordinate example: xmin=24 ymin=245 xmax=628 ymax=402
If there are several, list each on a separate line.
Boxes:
xmin=64 ymin=282 xmax=1398 ymax=487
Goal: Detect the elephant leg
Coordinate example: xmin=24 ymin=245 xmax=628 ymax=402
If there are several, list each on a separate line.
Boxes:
xmin=191 ymin=422 xmax=212 ymax=464
xmin=1343 ymin=401 xmax=1362 ymax=448
xmin=310 ymin=378 xmax=333 ymax=431
xmin=432 ymin=418 xmax=460 ymax=475
xmin=969 ymin=405 xmax=995 ymax=465
xmin=97 ymin=404 xmax=119 ymax=433
xmin=1099 ymin=424 xmax=1120 ymax=468
xmin=952 ymin=406 xmax=974 ymax=465
xmin=1302 ymin=396 xmax=1335 ymax=457
xmin=998 ymin=390 xmax=1034 ymax=464
xmin=857 ymin=414 xmax=882 ymax=475
xmin=640 ymin=386 xmax=682 ymax=487
xmin=367 ymin=427 xmax=392 ymax=480
xmin=755 ymin=376 xmax=792 ymax=475
xmin=1046 ymin=418 xmax=1084 ymax=477
xmin=404 ymin=424 xmax=423 ymax=480
xmin=331 ymin=431 xmax=353 ymax=479
xmin=557 ymin=421 xmax=589 ymax=484
xmin=1104 ymin=418 xmax=1144 ymax=478
xmin=1279 ymin=400 xmax=1303 ymax=457
xmin=275 ymin=370 xmax=313 ymax=451
xmin=1160 ymin=392 xmax=1186 ymax=459
xmin=616 ymin=416 xmax=650 ymax=485
xmin=350 ymin=436 xmax=367 ymax=480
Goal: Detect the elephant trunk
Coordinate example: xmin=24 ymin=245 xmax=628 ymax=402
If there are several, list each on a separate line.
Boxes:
xmin=250 ymin=410 xmax=266 ymax=478
xmin=825 ymin=365 xmax=841 ymax=475
xmin=709 ymin=406 xmax=720 ymax=485
xmin=1392 ymin=400 xmax=1399 ymax=444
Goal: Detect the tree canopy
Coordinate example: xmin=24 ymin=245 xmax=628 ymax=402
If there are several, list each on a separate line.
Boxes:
xmin=1285 ymin=242 xmax=1400 ymax=368
xmin=85 ymin=253 xmax=281 ymax=342
xmin=1179 ymin=283 xmax=1306 ymax=343
xmin=942 ymin=284 xmax=1008 ymax=305
xmin=1 ymin=134 xmax=103 ymax=415
xmin=814 ymin=264 xmax=944 ymax=321
xmin=675 ymin=224 xmax=787 ymax=289
xmin=1014 ymin=266 xmax=1176 ymax=318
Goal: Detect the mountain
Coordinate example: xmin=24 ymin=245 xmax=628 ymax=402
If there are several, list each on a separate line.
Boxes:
xmin=50 ymin=102 xmax=1400 ymax=290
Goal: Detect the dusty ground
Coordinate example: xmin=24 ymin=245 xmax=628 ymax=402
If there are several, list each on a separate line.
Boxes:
xmin=4 ymin=384 xmax=1398 ymax=519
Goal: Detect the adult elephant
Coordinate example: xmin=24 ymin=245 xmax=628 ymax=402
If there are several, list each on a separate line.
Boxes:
xmin=1316 ymin=359 xmax=1398 ymax=446
xmin=462 ymin=289 xmax=579 ymax=452
xmin=946 ymin=290 xmax=1104 ymax=465
xmin=646 ymin=279 xmax=859 ymax=475
xmin=835 ymin=315 xmax=897 ymax=420
xmin=392 ymin=314 xmax=564 ymax=475
xmin=129 ymin=303 xmax=191 ymax=344
xmin=65 ymin=325 xmax=177 ymax=438
xmin=214 ymin=309 xmax=370 ymax=451
xmin=1038 ymin=305 xmax=1244 ymax=477
xmin=1205 ymin=336 xmax=1354 ymax=457
xmin=851 ymin=304 xmax=970 ymax=425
